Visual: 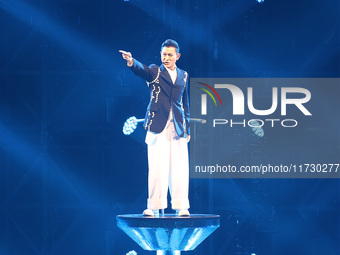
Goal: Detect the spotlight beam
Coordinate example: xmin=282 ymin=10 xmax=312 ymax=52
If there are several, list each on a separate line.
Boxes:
xmin=128 ymin=0 xmax=258 ymax=72
xmin=0 ymin=0 xmax=121 ymax=71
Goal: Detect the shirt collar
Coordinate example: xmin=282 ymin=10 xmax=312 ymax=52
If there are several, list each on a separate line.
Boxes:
xmin=165 ymin=65 xmax=177 ymax=73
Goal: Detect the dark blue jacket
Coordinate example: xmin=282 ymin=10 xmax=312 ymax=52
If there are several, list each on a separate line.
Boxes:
xmin=129 ymin=59 xmax=190 ymax=137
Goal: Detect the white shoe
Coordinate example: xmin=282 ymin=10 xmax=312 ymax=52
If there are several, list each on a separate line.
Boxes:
xmin=142 ymin=209 xmax=159 ymax=217
xmin=177 ymin=209 xmax=190 ymax=217
xmin=143 ymin=209 xmax=154 ymax=216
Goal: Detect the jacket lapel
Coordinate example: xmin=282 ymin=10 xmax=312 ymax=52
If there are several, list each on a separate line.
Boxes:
xmin=175 ymin=68 xmax=185 ymax=86
xmin=160 ymin=65 xmax=172 ymax=84
xmin=160 ymin=64 xmax=185 ymax=86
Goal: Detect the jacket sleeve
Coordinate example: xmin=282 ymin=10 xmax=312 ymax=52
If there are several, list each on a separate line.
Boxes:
xmin=183 ymin=74 xmax=190 ymax=135
xmin=129 ymin=59 xmax=159 ymax=83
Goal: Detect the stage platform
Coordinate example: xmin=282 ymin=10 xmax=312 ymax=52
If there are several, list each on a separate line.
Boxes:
xmin=117 ymin=214 xmax=220 ymax=254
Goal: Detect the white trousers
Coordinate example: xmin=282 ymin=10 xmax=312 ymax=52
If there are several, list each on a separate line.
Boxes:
xmin=145 ymin=113 xmax=189 ymax=210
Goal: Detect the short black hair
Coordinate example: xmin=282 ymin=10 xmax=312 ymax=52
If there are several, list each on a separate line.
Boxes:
xmin=161 ymin=39 xmax=180 ymax=53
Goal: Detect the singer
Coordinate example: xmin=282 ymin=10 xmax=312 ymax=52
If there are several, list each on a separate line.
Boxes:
xmin=119 ymin=39 xmax=190 ymax=217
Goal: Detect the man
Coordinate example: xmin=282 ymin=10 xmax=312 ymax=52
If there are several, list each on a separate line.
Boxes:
xmin=119 ymin=39 xmax=190 ymax=217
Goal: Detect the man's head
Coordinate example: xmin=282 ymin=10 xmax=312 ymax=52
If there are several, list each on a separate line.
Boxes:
xmin=160 ymin=39 xmax=181 ymax=71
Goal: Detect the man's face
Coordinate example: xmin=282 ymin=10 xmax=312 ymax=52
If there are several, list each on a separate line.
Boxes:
xmin=160 ymin=46 xmax=181 ymax=71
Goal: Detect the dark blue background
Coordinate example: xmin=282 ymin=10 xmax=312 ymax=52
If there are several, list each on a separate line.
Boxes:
xmin=0 ymin=0 xmax=339 ymax=254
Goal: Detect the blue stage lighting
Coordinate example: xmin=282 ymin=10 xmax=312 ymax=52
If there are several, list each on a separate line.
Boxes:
xmin=123 ymin=116 xmax=138 ymax=135
xmin=249 ymin=120 xmax=264 ymax=137
xmin=257 ymin=0 xmax=264 ymax=3
xmin=0 ymin=0 xmax=120 ymax=72
xmin=123 ymin=116 xmax=146 ymax=135
xmin=126 ymin=251 xmax=137 ymax=255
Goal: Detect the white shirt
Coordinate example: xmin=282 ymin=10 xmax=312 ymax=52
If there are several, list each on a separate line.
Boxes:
xmin=165 ymin=66 xmax=177 ymax=84
xmin=164 ymin=66 xmax=177 ymax=121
